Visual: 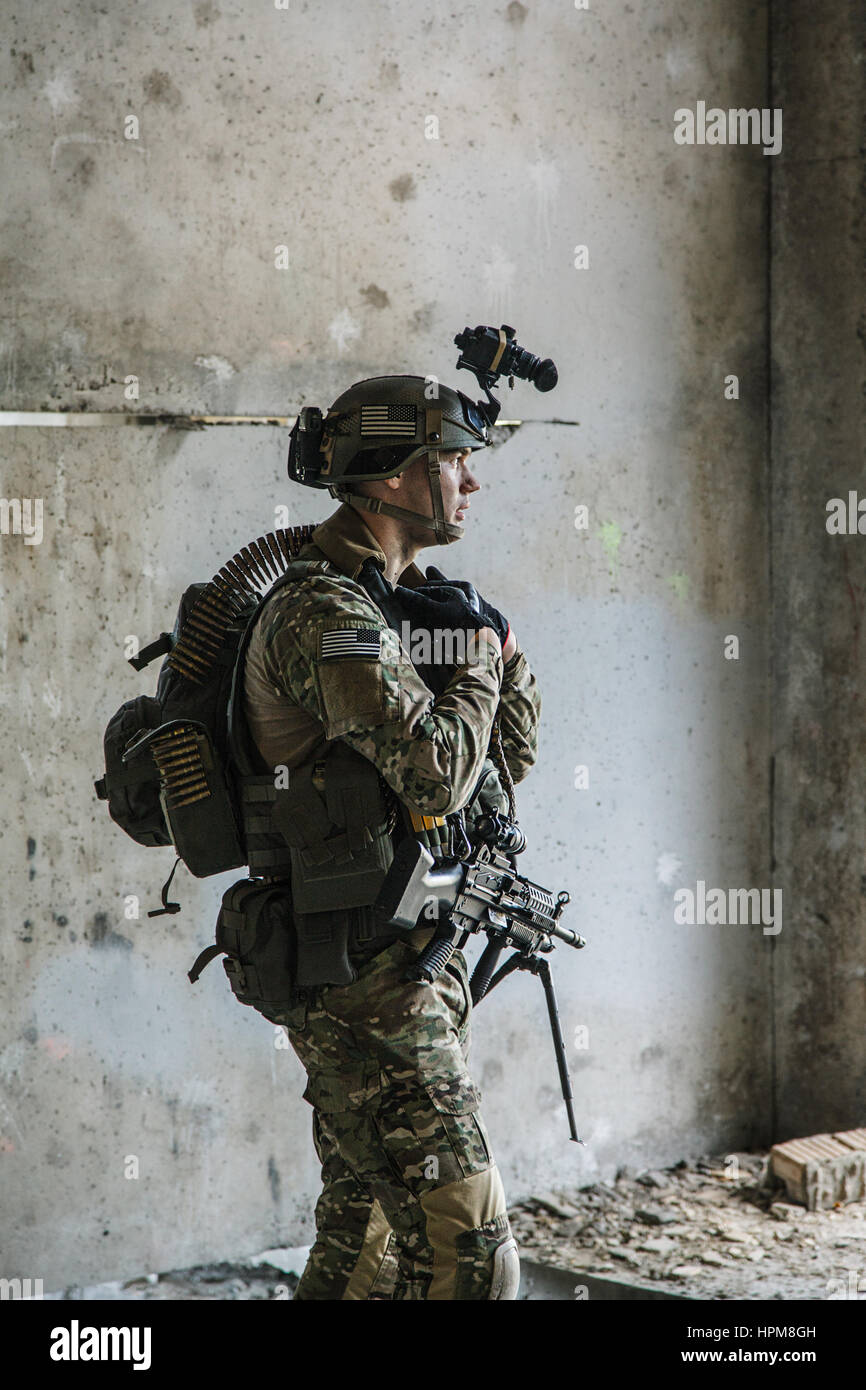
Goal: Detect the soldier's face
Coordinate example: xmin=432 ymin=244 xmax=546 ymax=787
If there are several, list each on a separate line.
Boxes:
xmin=385 ymin=449 xmax=481 ymax=542
xmin=436 ymin=449 xmax=480 ymax=525
xmin=395 ymin=449 xmax=479 ymax=531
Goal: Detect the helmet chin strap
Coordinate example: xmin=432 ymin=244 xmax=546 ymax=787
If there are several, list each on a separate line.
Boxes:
xmin=335 ymin=455 xmax=463 ymax=545
xmin=423 ymin=453 xmax=463 ymax=545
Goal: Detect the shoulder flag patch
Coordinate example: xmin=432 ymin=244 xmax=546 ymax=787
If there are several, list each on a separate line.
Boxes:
xmin=319 ymin=627 xmax=382 ymax=661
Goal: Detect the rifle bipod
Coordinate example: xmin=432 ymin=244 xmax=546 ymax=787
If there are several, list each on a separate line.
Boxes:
xmin=469 ymin=939 xmax=583 ymax=1145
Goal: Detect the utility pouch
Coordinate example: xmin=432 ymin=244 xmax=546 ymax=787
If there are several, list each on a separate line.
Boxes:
xmin=95 ymin=695 xmax=171 ymax=848
xmin=188 ymin=878 xmax=296 ymax=1009
xmin=271 ymin=746 xmax=394 ymax=914
xmin=123 ymin=720 xmax=245 ymax=878
xmin=293 ymin=906 xmax=358 ymax=988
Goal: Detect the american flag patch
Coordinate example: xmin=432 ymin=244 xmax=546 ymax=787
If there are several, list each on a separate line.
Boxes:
xmin=320 ymin=627 xmax=382 ymax=661
xmin=360 ymin=403 xmax=417 ymax=436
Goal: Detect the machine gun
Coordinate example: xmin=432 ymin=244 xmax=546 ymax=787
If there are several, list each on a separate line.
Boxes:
xmin=374 ymin=811 xmax=586 ymax=1142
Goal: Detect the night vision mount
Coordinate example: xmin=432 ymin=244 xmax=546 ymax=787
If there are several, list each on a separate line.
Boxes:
xmin=453 ymin=323 xmax=558 ymax=427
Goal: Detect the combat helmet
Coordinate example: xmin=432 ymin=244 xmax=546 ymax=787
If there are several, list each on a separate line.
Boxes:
xmin=288 ymin=375 xmax=490 ymax=545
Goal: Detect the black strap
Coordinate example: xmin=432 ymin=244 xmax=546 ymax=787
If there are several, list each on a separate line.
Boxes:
xmin=349 ymin=903 xmax=403 ymax=946
xmin=147 ymin=856 xmax=183 ymax=917
xmin=94 ymin=764 xmax=154 ymax=800
xmin=247 ymin=847 xmax=293 ymax=871
xmin=227 ymin=565 xmax=319 ymax=779
xmin=188 ymin=943 xmax=223 ymax=984
xmin=128 ymin=632 xmax=173 ymax=671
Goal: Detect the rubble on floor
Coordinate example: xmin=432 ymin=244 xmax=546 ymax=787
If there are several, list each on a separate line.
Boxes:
xmin=48 ymin=1249 xmax=308 ymax=1300
xmin=507 ymin=1151 xmax=866 ymax=1299
xmin=47 ymin=1152 xmax=866 ymax=1300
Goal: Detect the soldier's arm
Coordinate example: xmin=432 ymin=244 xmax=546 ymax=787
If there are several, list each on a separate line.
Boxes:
xmin=261 ymin=574 xmax=505 ymax=817
xmin=496 ymin=644 xmax=542 ymax=784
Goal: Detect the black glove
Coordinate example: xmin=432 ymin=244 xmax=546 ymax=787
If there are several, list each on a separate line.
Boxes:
xmin=391 ymin=581 xmax=489 ymax=636
xmin=421 ymin=565 xmax=510 ymax=649
xmin=391 ymin=582 xmax=493 ymax=696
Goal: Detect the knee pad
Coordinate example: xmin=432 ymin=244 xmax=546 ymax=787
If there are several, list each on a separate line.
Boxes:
xmin=488 ymin=1234 xmax=520 ymax=1300
xmin=420 ymin=1166 xmax=520 ymax=1299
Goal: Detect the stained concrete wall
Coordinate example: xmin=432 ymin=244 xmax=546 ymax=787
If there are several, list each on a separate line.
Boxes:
xmin=0 ymin=0 xmax=791 ymax=1290
xmin=770 ymin=2 xmax=866 ymax=1137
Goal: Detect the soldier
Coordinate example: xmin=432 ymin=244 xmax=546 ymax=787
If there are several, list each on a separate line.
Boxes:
xmin=241 ymin=375 xmax=541 ymax=1299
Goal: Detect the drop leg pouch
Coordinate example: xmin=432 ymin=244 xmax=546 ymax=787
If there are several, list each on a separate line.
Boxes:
xmin=189 ymin=878 xmax=297 ymax=1010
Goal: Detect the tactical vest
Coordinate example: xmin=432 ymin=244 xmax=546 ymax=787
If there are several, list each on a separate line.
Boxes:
xmin=176 ymin=541 xmax=509 ymax=1002
xmin=230 ymin=543 xmax=510 ymax=984
xmin=225 ymin=550 xmax=403 ymax=987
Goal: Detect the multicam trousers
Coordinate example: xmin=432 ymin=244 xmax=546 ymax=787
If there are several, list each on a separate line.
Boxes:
xmin=266 ymin=931 xmax=516 ymax=1300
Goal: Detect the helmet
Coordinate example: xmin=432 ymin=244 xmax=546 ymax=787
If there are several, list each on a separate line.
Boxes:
xmin=288 ymin=375 xmax=490 ymax=545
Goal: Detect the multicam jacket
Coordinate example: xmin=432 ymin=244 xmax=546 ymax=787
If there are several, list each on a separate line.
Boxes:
xmin=243 ymin=501 xmax=541 ymax=827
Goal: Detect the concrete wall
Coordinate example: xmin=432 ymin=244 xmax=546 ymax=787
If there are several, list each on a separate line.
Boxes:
xmin=0 ymin=0 xmax=793 ymax=1290
xmin=770 ymin=1 xmax=866 ymax=1137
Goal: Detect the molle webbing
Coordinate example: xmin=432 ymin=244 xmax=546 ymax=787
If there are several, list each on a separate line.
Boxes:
xmin=240 ymin=776 xmax=294 ymax=875
xmin=269 ymin=746 xmax=395 ymax=914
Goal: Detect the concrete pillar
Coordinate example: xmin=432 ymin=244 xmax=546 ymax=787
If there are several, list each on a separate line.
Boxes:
xmin=770 ymin=0 xmax=866 ymax=1136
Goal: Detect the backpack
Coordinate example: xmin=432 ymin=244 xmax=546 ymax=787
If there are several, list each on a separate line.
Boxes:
xmin=94 ymin=525 xmax=316 ymax=917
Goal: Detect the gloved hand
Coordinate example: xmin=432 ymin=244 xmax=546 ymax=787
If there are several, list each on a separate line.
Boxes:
xmin=420 ymin=565 xmax=511 ymax=649
xmin=391 ymin=581 xmax=499 ymax=696
xmin=391 ymin=581 xmax=490 ymax=637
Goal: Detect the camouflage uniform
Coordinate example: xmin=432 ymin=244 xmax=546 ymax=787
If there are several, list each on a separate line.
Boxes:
xmin=242 ymin=501 xmax=541 ymax=1299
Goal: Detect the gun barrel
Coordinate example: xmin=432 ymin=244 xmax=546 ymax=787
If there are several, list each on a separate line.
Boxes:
xmin=549 ymin=922 xmax=586 ymax=949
